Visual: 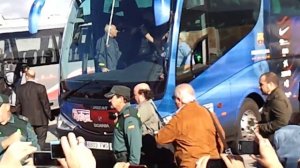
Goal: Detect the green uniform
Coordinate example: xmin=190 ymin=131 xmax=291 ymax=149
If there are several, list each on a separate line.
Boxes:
xmin=0 ymin=114 xmax=40 ymax=157
xmin=113 ymin=104 xmax=142 ymax=165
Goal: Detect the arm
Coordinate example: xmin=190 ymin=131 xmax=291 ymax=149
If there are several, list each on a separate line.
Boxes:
xmin=259 ymin=99 xmax=291 ymax=135
xmin=124 ymin=117 xmax=142 ymax=165
xmin=26 ymin=123 xmax=40 ymax=150
xmin=96 ymin=37 xmax=108 ymax=71
xmin=0 ymin=130 xmax=22 ymax=152
xmin=15 ymin=88 xmax=21 ymax=115
xmin=155 ymin=115 xmax=179 ymax=144
xmin=38 ymin=85 xmax=52 ymax=120
xmin=211 ymin=112 xmax=225 ymax=152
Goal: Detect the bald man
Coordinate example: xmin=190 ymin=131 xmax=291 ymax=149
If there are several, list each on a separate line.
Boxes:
xmin=134 ymin=83 xmax=162 ymax=135
xmin=96 ymin=24 xmax=122 ymax=72
xmin=15 ymin=69 xmax=53 ymax=150
xmin=155 ymin=83 xmax=225 ymax=167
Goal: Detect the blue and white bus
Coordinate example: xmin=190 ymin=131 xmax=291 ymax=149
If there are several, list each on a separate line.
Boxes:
xmin=57 ymin=0 xmax=300 ymax=158
xmin=0 ymin=0 xmax=71 ymax=110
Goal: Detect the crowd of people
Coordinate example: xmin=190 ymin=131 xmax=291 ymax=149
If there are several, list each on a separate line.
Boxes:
xmin=0 ymin=62 xmax=299 ymax=168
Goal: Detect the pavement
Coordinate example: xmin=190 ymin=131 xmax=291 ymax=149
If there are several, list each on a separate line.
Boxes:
xmin=46 ymin=117 xmax=258 ymax=168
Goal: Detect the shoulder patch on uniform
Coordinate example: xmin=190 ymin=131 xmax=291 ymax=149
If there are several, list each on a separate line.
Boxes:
xmin=18 ymin=115 xmax=29 ymax=122
xmin=128 ymin=125 xmax=135 ymax=129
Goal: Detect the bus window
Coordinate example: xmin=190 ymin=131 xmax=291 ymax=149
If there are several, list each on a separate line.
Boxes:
xmin=176 ymin=0 xmax=259 ymax=84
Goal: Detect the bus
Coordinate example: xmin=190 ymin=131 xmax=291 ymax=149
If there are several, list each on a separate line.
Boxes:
xmin=57 ymin=0 xmax=300 ymax=157
xmin=0 ymin=0 xmax=71 ymax=110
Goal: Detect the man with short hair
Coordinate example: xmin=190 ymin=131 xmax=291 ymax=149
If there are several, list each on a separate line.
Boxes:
xmin=0 ymin=93 xmax=39 ymax=157
xmin=105 ymin=85 xmax=142 ymax=165
xmin=155 ymin=83 xmax=224 ymax=167
xmin=96 ymin=24 xmax=122 ymax=72
xmin=15 ymin=69 xmax=53 ymax=150
xmin=134 ymin=83 xmax=162 ymax=135
xmin=257 ymin=72 xmax=292 ymax=140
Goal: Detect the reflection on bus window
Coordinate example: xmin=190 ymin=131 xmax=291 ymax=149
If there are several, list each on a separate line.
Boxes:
xmin=176 ymin=0 xmax=259 ymax=84
xmin=0 ymin=29 xmax=62 ymax=67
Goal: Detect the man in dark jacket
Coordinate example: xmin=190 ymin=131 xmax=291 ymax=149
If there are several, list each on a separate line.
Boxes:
xmin=15 ymin=69 xmax=53 ymax=150
xmin=257 ymin=72 xmax=292 ymax=141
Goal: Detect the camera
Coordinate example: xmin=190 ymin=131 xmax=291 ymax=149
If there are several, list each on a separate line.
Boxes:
xmin=33 ymin=151 xmax=60 ymax=167
xmin=33 ymin=141 xmax=65 ymax=167
xmin=50 ymin=141 xmax=65 ymax=158
xmin=238 ymin=140 xmax=259 ymax=155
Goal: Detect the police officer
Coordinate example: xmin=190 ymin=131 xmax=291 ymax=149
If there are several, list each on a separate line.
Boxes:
xmin=105 ymin=85 xmax=142 ymax=165
xmin=0 ymin=93 xmax=39 ymax=157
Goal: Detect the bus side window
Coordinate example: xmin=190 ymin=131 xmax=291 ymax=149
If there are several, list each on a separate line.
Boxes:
xmin=43 ymin=48 xmax=55 ymax=64
xmin=4 ymin=52 xmax=13 ymax=61
xmin=24 ymin=50 xmax=37 ymax=66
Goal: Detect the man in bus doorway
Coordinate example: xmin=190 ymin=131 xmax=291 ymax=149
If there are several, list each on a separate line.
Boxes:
xmin=104 ymin=85 xmax=142 ymax=165
xmin=257 ymin=72 xmax=292 ymax=142
xmin=96 ymin=24 xmax=122 ymax=72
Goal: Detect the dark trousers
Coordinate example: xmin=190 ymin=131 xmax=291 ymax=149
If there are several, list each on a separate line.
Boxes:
xmin=141 ymin=134 xmax=176 ymax=168
xmin=33 ymin=125 xmax=48 ymax=150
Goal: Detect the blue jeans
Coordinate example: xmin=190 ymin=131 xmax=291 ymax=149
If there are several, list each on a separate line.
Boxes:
xmin=274 ymin=125 xmax=300 ymax=168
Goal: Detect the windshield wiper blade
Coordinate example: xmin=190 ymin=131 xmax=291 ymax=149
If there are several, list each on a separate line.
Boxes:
xmin=61 ymin=80 xmax=94 ymax=100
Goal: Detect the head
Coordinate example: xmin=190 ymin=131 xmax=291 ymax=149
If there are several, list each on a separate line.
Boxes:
xmin=105 ymin=85 xmax=131 ymax=112
xmin=25 ymin=69 xmax=35 ymax=81
xmin=0 ymin=94 xmax=11 ymax=125
xmin=22 ymin=65 xmax=30 ymax=73
xmin=173 ymin=83 xmax=196 ymax=108
xmin=104 ymin=24 xmax=119 ymax=38
xmin=134 ymin=83 xmax=153 ymax=104
xmin=259 ymin=72 xmax=279 ymax=95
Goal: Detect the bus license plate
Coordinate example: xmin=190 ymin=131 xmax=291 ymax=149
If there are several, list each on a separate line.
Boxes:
xmin=85 ymin=141 xmax=112 ymax=150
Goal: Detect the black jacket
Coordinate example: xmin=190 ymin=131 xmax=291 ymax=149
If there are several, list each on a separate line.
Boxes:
xmin=15 ymin=81 xmax=51 ymax=126
xmin=259 ymin=87 xmax=292 ymax=138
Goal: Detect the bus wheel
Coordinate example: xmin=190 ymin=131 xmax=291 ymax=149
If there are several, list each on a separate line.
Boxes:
xmin=231 ymin=98 xmax=260 ymax=154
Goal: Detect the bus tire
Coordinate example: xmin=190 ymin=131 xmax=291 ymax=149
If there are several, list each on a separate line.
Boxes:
xmin=230 ymin=98 xmax=260 ymax=154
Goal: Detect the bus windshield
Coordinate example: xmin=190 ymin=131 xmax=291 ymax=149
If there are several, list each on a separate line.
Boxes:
xmin=61 ymin=0 xmax=171 ymax=100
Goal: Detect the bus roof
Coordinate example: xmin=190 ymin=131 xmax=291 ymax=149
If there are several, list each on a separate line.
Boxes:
xmin=0 ymin=0 xmax=71 ymax=33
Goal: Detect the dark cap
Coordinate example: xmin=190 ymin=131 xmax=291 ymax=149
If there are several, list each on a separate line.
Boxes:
xmin=104 ymin=85 xmax=131 ymax=100
xmin=0 ymin=94 xmax=9 ymax=105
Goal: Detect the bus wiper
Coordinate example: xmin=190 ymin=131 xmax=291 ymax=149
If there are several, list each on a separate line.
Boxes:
xmin=61 ymin=80 xmax=95 ymax=100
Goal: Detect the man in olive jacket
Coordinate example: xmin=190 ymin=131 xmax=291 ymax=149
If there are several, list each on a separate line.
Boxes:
xmin=258 ymin=72 xmax=292 ymax=140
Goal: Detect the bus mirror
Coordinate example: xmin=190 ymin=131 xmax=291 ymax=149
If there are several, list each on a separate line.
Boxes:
xmin=154 ymin=0 xmax=170 ymax=26
xmin=28 ymin=0 xmax=46 ymax=34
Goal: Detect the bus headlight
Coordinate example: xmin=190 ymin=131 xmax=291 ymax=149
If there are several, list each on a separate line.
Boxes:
xmin=57 ymin=114 xmax=76 ymax=131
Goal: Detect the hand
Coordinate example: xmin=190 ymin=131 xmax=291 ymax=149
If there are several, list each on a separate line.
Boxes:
xmin=102 ymin=67 xmax=110 ymax=72
xmin=251 ymin=131 xmax=283 ymax=168
xmin=1 ymin=129 xmax=22 ymax=149
xmin=220 ymin=154 xmax=245 ymax=168
xmin=58 ymin=132 xmax=96 ymax=168
xmin=113 ymin=162 xmax=130 ymax=168
xmin=195 ymin=155 xmax=210 ymax=168
xmin=0 ymin=141 xmax=37 ymax=167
